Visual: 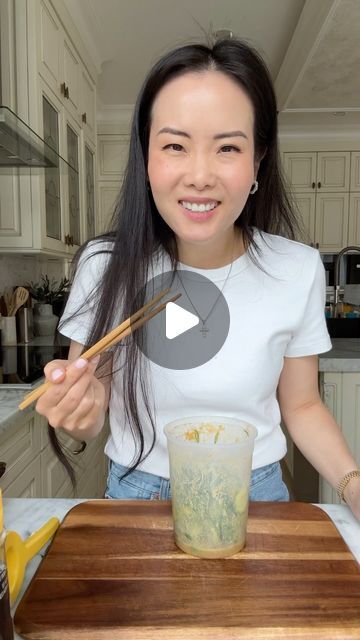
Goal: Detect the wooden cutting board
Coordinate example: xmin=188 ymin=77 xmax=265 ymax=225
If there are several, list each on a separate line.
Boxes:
xmin=15 ymin=501 xmax=360 ymax=639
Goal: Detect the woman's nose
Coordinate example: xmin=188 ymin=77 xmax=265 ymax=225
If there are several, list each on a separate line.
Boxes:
xmin=183 ymin=154 xmax=216 ymax=190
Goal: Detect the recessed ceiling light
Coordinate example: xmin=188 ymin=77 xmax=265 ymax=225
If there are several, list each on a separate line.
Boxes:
xmin=214 ymin=29 xmax=233 ymax=40
xmin=332 ymin=111 xmax=346 ymax=117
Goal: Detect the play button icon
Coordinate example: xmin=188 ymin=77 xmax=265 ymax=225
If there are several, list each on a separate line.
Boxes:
xmin=166 ymin=302 xmax=199 ymax=339
xmin=132 ymin=269 xmax=230 ymax=370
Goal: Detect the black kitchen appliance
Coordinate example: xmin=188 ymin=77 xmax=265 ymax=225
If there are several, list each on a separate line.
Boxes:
xmin=346 ymin=254 xmax=360 ymax=284
xmin=0 ymin=343 xmax=69 ymax=387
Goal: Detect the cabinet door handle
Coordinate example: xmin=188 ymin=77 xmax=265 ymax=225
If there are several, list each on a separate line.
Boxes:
xmin=64 ymin=234 xmax=70 ymax=246
xmin=61 ymin=82 xmax=69 ymax=99
xmin=312 ymin=182 xmax=316 ymax=189
xmin=82 ymin=112 xmax=87 ymax=124
xmin=310 ymin=242 xmax=314 ymax=247
xmin=317 ymin=181 xmax=321 ymax=189
xmin=0 ymin=461 xmax=6 ymax=478
xmin=316 ymin=242 xmax=319 ymax=249
xmin=73 ymin=441 xmax=87 ymax=455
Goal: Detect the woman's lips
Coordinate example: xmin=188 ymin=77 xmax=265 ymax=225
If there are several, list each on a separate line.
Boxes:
xmin=178 ymin=200 xmax=220 ymax=222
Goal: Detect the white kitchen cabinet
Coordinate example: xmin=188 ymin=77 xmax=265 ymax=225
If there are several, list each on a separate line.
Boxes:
xmin=36 ymin=0 xmax=96 ymax=136
xmin=36 ymin=0 xmax=62 ymax=99
xmin=314 ymin=193 xmax=349 ymax=252
xmin=350 ymin=152 xmax=360 ymax=192
xmin=0 ymin=411 xmax=42 ymax=496
xmin=320 ymin=372 xmax=360 ymax=504
xmin=83 ymin=141 xmax=96 ymax=239
xmin=0 ymin=409 xmax=109 ymax=498
xmin=290 ymin=191 xmax=348 ymax=252
xmin=98 ymin=135 xmax=130 ymax=180
xmin=348 ymin=195 xmax=360 ymax=246
xmin=80 ymin=68 xmax=96 ymax=144
xmin=97 ymin=135 xmax=129 ymax=233
xmin=97 ymin=183 xmax=119 ymax=234
xmin=37 ymin=0 xmax=81 ymax=125
xmin=283 ymin=152 xmax=350 ymax=193
xmin=0 ymin=0 xmax=97 ymax=255
xmin=1 ymin=458 xmax=43 ymax=498
xmin=283 ymin=151 xmax=359 ymax=249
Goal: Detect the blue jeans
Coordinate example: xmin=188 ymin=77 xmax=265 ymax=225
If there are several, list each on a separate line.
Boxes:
xmin=105 ymin=460 xmax=289 ymax=502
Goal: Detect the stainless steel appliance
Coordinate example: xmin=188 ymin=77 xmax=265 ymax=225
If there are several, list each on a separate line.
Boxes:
xmin=0 ymin=343 xmax=69 ymax=388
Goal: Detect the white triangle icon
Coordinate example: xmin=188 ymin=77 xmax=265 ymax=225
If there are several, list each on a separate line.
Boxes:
xmin=165 ymin=302 xmax=199 ymax=340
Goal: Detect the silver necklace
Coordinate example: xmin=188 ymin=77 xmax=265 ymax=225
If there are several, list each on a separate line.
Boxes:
xmin=177 ymin=240 xmax=235 ymax=338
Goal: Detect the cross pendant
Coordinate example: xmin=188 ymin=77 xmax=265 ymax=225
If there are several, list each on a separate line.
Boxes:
xmin=200 ymin=325 xmax=209 ymax=338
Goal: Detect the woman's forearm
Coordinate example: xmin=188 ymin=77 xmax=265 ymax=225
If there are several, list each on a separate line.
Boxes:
xmin=283 ymin=400 xmax=359 ymax=497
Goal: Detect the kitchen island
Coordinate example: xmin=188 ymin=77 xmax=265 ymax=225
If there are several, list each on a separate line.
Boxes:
xmin=3 ymin=498 xmax=360 ymax=640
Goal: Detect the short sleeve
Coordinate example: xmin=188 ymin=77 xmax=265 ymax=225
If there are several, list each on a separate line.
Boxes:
xmin=59 ymin=241 xmax=112 ymax=344
xmin=285 ymin=252 xmax=332 ymax=357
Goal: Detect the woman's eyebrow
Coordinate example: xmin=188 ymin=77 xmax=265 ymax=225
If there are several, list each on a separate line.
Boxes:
xmin=157 ymin=127 xmax=248 ymax=140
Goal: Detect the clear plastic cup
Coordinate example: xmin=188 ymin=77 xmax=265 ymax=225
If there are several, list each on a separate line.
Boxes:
xmin=164 ymin=416 xmax=257 ymax=558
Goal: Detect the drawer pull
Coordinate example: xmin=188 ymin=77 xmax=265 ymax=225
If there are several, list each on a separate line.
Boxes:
xmin=73 ymin=441 xmax=87 ymax=455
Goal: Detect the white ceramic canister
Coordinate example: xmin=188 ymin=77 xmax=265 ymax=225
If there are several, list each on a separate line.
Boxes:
xmin=1 ymin=316 xmax=17 ymax=346
xmin=33 ymin=303 xmax=58 ymax=337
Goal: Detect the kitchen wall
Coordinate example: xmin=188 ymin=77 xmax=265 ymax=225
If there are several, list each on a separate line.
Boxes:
xmin=0 ymin=254 xmax=68 ymax=291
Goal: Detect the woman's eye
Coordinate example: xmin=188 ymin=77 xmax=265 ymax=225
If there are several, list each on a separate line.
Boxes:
xmin=220 ymin=145 xmax=240 ymax=153
xmin=164 ymin=143 xmax=183 ymax=152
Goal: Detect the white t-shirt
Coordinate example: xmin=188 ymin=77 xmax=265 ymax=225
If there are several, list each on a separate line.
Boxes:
xmin=60 ymin=230 xmax=332 ymax=477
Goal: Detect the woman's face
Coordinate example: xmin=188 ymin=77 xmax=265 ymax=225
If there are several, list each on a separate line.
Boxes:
xmin=147 ymin=70 xmax=259 ymax=249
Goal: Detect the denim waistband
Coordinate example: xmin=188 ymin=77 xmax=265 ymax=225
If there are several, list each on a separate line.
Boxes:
xmin=105 ymin=460 xmax=289 ymax=502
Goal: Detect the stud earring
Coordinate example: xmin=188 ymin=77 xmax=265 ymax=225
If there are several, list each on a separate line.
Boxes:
xmin=250 ymin=180 xmax=258 ymax=195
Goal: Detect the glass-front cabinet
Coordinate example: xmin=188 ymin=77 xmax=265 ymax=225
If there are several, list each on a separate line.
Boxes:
xmin=84 ymin=143 xmax=95 ymax=239
xmin=43 ymin=95 xmax=62 ymax=241
xmin=38 ymin=81 xmax=83 ymax=255
xmin=66 ymin=121 xmax=80 ymax=248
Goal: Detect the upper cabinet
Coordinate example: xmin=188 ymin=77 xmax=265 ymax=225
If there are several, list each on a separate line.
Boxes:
xmin=36 ymin=0 xmax=94 ymax=140
xmin=0 ymin=0 xmax=97 ymax=256
xmin=283 ymin=150 xmax=360 ymax=252
xmin=283 ymin=152 xmax=350 ymax=192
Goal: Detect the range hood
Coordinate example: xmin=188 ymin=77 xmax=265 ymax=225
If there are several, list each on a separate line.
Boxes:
xmin=0 ymin=105 xmax=72 ymax=169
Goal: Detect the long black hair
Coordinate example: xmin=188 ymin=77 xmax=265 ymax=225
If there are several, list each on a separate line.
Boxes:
xmin=55 ymin=37 xmax=301 ymax=484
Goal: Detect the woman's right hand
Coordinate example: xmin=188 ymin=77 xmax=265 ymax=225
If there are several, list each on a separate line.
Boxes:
xmin=35 ymin=354 xmax=107 ymax=440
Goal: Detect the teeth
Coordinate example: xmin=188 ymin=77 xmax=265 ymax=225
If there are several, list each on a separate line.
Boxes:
xmin=181 ymin=201 xmax=218 ymax=212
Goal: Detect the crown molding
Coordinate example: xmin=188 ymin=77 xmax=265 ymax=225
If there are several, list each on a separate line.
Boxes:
xmin=279 ymin=123 xmax=360 ymax=140
xmin=97 ymin=104 xmax=134 ymax=126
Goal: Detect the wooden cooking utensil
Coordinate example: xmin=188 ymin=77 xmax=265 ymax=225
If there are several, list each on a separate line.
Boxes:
xmin=8 ymin=287 xmax=29 ymax=316
xmin=0 ymin=295 xmax=7 ymax=316
xmin=18 ymin=287 xmax=181 ymax=410
xmin=3 ymin=287 xmax=13 ymax=316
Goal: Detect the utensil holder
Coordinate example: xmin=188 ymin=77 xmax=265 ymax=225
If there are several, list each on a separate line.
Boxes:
xmin=1 ymin=316 xmax=17 ymax=346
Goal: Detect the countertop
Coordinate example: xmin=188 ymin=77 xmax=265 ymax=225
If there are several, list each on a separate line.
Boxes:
xmin=1 ymin=338 xmax=360 ymax=436
xmin=319 ymin=338 xmax=360 ymax=372
xmin=3 ymin=498 xmax=360 ymax=640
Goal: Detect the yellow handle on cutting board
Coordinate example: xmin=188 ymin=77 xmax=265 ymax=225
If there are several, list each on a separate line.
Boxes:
xmin=5 ymin=516 xmax=59 ymax=604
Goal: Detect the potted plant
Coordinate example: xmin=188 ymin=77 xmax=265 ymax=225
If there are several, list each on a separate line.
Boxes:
xmin=27 ymin=276 xmax=70 ymax=336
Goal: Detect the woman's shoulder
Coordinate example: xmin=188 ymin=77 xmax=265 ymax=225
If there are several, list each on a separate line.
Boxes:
xmin=255 ymin=229 xmax=316 ymax=257
xmin=75 ymin=236 xmax=115 ymax=268
xmin=252 ymin=229 xmax=321 ymax=283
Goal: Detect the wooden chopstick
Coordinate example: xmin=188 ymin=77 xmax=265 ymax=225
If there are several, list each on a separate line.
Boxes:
xmin=19 ymin=288 xmax=180 ymax=411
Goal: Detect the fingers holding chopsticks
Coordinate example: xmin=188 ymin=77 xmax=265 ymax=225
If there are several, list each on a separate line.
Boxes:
xmin=36 ymin=355 xmax=108 ymax=439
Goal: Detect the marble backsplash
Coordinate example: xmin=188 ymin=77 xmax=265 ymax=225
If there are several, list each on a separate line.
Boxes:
xmin=0 ymin=254 xmax=69 ymax=292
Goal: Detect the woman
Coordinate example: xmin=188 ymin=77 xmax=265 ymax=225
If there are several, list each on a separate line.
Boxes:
xmin=36 ymin=38 xmax=360 ymax=517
